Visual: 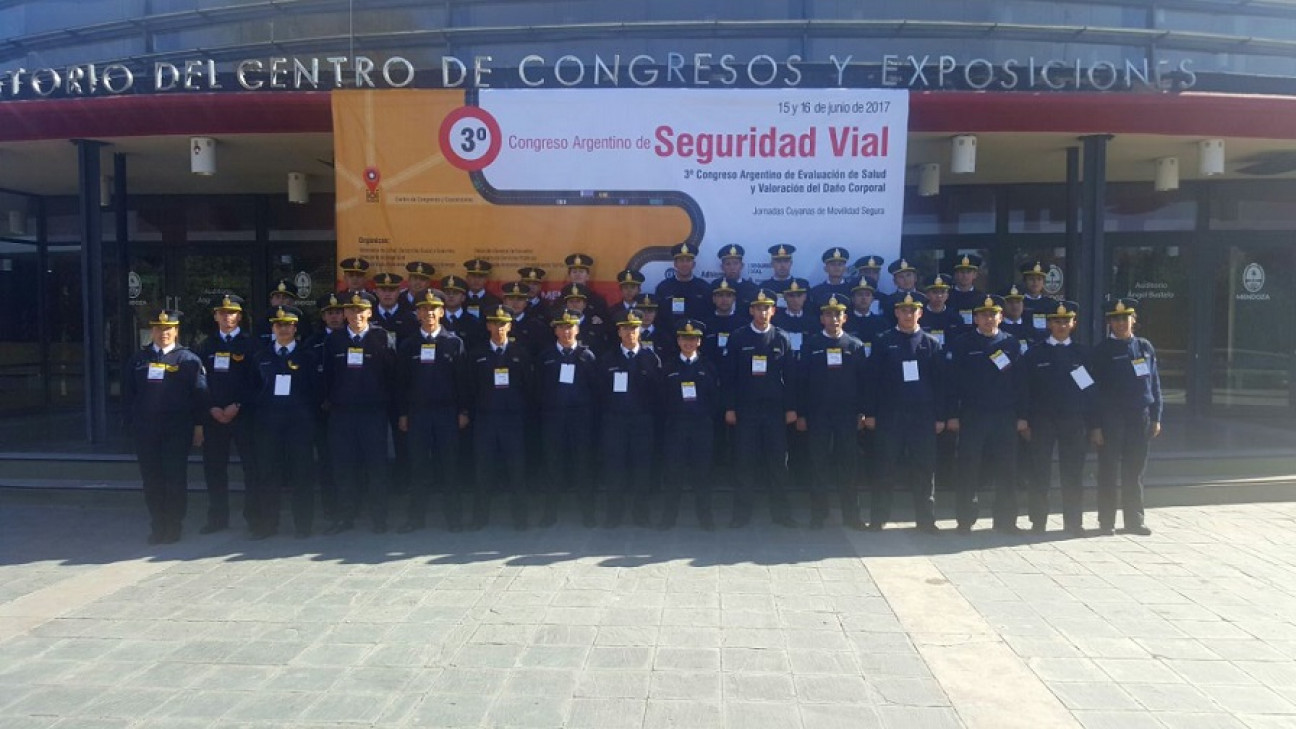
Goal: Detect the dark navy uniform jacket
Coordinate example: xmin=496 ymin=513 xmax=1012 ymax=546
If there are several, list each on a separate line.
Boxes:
xmin=918 ymin=307 xmax=964 ymax=349
xmin=862 ymin=327 xmax=947 ymax=418
xmin=1020 ymin=339 xmax=1097 ymax=423
xmin=947 ymin=288 xmax=985 ymax=331
xmin=638 ymin=324 xmax=675 ymax=362
xmin=845 ymin=312 xmax=887 ymax=357
xmin=809 ymin=281 xmax=852 ymax=311
xmin=797 ymin=331 xmax=869 ymax=422
xmin=1000 ymin=319 xmax=1043 ymax=355
xmin=372 ymin=306 xmax=418 ymax=347
xmin=508 ymin=312 xmax=554 ymax=359
xmin=598 ymin=346 xmax=663 ymax=417
xmin=654 ymin=276 xmax=713 ymax=327
xmin=462 ymin=290 xmax=503 ymax=319
xmin=771 ymin=310 xmax=817 ymax=357
xmin=535 ymin=343 xmax=599 ymax=412
xmin=467 ymin=341 xmax=533 ymax=415
xmin=703 ymin=310 xmax=749 ymax=361
xmin=122 ymin=345 xmax=208 ymax=428
xmin=442 ymin=309 xmax=488 ymax=352
xmin=195 ymin=329 xmax=259 ymax=409
xmin=1091 ymin=336 xmax=1163 ymax=422
xmin=251 ymin=342 xmax=322 ymax=416
xmin=945 ymin=329 xmax=1026 ymax=418
xmin=322 ymin=325 xmax=395 ymax=408
xmin=660 ymin=353 xmax=722 ymax=421
xmin=723 ymin=325 xmax=797 ymax=412
xmin=395 ymin=328 xmax=469 ymax=417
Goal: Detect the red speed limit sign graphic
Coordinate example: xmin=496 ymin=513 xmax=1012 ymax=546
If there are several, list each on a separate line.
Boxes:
xmin=438 ymin=106 xmax=502 ymax=172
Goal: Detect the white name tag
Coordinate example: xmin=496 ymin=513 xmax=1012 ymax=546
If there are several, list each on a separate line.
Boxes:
xmin=1033 ymin=314 xmax=1047 ymax=330
xmin=467 ymin=305 xmax=481 ymax=318
xmin=931 ymin=331 xmax=945 ymax=346
xmin=681 ymin=381 xmax=697 ymax=401
xmin=863 ymin=343 xmax=872 ymax=358
xmin=559 ymin=362 xmax=575 ymax=384
xmin=672 ymin=298 xmax=685 ymax=314
xmin=420 ymin=343 xmax=436 ymax=362
xmin=274 ymin=374 xmax=292 ymax=396
xmin=1071 ymin=366 xmax=1094 ymax=390
xmin=960 ymin=311 xmax=973 ymax=325
xmin=613 ymin=371 xmax=629 ymax=392
xmin=494 ymin=368 xmax=510 ymax=388
xmin=642 ymin=341 xmax=654 ymax=351
xmin=147 ymin=363 xmax=167 ymax=381
xmin=386 ymin=331 xmax=397 ymax=350
xmin=777 ymin=295 xmax=787 ymax=309
xmin=717 ymin=333 xmax=728 ymax=349
xmin=990 ymin=349 xmax=1011 ymax=370
xmin=346 ymin=348 xmax=364 ymax=367
xmin=213 ymin=353 xmax=231 ymax=371
xmin=902 ymin=360 xmax=920 ymax=382
xmin=787 ymin=332 xmax=803 ymax=351
xmin=1131 ymin=357 xmax=1150 ymax=377
xmin=1019 ymin=340 xmax=1030 ymax=355
xmin=751 ymin=355 xmax=768 ymax=375
xmin=826 ymin=348 xmax=843 ymax=367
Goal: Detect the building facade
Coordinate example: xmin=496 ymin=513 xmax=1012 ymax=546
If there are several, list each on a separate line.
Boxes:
xmin=2 ymin=0 xmax=1295 ymax=443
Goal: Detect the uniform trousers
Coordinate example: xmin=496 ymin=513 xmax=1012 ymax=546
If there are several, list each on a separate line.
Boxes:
xmin=954 ymin=409 xmax=1019 ymax=528
xmin=253 ymin=412 xmax=315 ymax=533
xmin=329 ymin=405 xmax=389 ymax=527
xmin=542 ymin=407 xmax=595 ymax=520
xmin=1028 ymin=412 xmax=1088 ymax=529
xmin=406 ymin=406 xmax=460 ymax=527
xmin=313 ymin=415 xmax=338 ymax=520
xmin=660 ymin=416 xmax=715 ymax=526
xmin=732 ymin=405 xmax=792 ymax=522
xmin=1096 ymin=407 xmax=1152 ymax=530
xmin=601 ymin=412 xmax=655 ymax=525
xmin=805 ymin=415 xmax=862 ymax=522
xmin=472 ymin=412 xmax=527 ymax=526
xmin=202 ymin=414 xmax=257 ymax=527
xmin=871 ymin=409 xmax=937 ymax=528
xmin=136 ymin=423 xmax=192 ymax=537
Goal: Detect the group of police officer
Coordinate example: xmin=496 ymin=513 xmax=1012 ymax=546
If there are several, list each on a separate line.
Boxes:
xmin=122 ymin=243 xmax=1162 ymax=544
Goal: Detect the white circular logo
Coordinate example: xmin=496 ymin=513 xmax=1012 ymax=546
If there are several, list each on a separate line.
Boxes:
xmin=1044 ymin=264 xmax=1065 ymax=295
xmin=127 ymin=271 xmax=141 ymax=299
xmin=1242 ymin=263 xmax=1265 ymax=293
xmin=294 ymin=271 xmax=313 ymax=299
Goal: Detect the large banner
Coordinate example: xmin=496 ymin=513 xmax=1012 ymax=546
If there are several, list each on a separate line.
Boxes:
xmin=334 ymin=88 xmax=908 ymax=295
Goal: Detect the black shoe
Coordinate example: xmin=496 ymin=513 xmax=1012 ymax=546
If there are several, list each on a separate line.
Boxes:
xmin=917 ymin=523 xmax=943 ymax=535
xmin=864 ymin=521 xmax=885 ymax=532
xmin=198 ymin=521 xmax=227 ymax=535
xmin=322 ymin=520 xmax=353 ymax=535
xmin=1096 ymin=525 xmax=1116 ymax=536
xmin=160 ymin=526 xmax=182 ymax=544
xmin=1119 ymin=525 xmax=1153 ymax=536
xmin=993 ymin=524 xmax=1023 ymax=536
xmin=395 ymin=521 xmax=423 ymax=534
xmin=956 ymin=524 xmax=973 ymax=535
xmin=843 ymin=517 xmax=867 ymax=531
xmin=808 ymin=517 xmax=824 ymax=530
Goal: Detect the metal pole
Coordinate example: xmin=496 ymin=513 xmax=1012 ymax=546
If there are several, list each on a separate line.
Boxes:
xmin=1078 ymin=135 xmax=1113 ymax=346
xmin=75 ymin=139 xmax=108 ymax=444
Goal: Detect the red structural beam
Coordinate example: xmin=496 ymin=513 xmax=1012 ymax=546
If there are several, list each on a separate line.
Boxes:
xmin=3 ymin=90 xmax=1296 ymax=142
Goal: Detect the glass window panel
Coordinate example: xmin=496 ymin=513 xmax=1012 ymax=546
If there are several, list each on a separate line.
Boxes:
xmin=1107 ymin=244 xmax=1191 ymax=405
xmin=1104 ymin=183 xmax=1196 ymax=232
xmin=902 ymin=186 xmax=995 ymax=235
xmin=1212 ymin=244 xmax=1295 ymax=409
xmin=1008 ymin=184 xmax=1071 ymax=234
xmin=1211 ymin=181 xmax=1296 ymax=231
xmin=185 ymin=196 xmax=255 ymax=242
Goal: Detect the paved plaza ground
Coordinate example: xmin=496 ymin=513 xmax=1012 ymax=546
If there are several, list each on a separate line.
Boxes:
xmin=1 ymin=485 xmax=1295 ymax=729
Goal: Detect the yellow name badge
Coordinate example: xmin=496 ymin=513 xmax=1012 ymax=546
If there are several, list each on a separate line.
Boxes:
xmin=420 ymin=343 xmax=437 ymax=363
xmin=1131 ymin=357 xmax=1150 ymax=377
xmin=1033 ymin=313 xmax=1047 ymax=329
xmin=672 ymin=297 xmax=686 ymax=313
xmin=751 ymin=355 xmax=768 ymax=375
xmin=681 ymin=381 xmax=697 ymax=401
xmin=494 ymin=367 xmax=510 ymax=388
xmin=346 ymin=347 xmax=364 ymax=367
xmin=213 ymin=352 xmax=231 ymax=371
xmin=826 ymin=348 xmax=843 ymax=367
xmin=147 ymin=363 xmax=167 ymax=381
xmin=990 ymin=349 xmax=1011 ymax=370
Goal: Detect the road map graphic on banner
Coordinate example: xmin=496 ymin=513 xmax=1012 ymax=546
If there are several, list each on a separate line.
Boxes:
xmin=334 ymin=88 xmax=909 ymax=295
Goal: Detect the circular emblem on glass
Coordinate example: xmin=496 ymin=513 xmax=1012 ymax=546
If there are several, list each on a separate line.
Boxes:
xmin=1044 ymin=264 xmax=1065 ymax=295
xmin=1242 ymin=263 xmax=1265 ymax=293
xmin=294 ymin=271 xmax=313 ymax=299
xmin=127 ymin=271 xmax=142 ymax=299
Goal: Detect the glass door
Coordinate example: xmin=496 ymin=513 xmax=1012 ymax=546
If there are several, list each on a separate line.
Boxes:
xmin=1106 ymin=239 xmax=1193 ymax=408
xmin=1209 ymin=237 xmax=1295 ymax=413
xmin=176 ymin=246 xmax=256 ymax=348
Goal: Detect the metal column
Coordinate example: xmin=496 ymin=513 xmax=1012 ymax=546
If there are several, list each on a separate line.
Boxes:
xmin=75 ymin=139 xmax=108 ymax=444
xmin=1077 ymin=135 xmax=1113 ymax=345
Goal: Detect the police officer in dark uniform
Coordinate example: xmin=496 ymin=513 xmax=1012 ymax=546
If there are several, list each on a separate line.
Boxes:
xmin=797 ymin=294 xmax=869 ymax=529
xmin=395 ymin=290 xmax=470 ymax=533
xmin=999 ymin=284 xmax=1041 ymax=354
xmin=403 ymin=261 xmax=437 ymax=310
xmin=845 ymin=280 xmax=886 ymax=349
xmin=562 ymin=253 xmax=610 ymax=321
xmin=724 ymin=289 xmax=799 ymax=528
xmin=712 ymin=244 xmax=760 ymax=308
xmin=948 ymin=254 xmax=986 ymax=329
xmin=372 ymin=273 xmax=417 ymax=346
xmin=1091 ymin=298 xmax=1162 ymax=536
xmin=598 ymin=309 xmax=663 ymax=527
xmin=1020 ymin=300 xmax=1097 ymax=536
xmin=559 ymin=283 xmax=611 ymax=355
xmin=259 ymin=279 xmax=301 ymax=346
xmin=879 ymin=258 xmax=921 ymax=325
xmin=306 ymin=292 xmax=346 ymax=522
xmin=920 ymin=274 xmax=962 ymax=347
xmin=608 ymin=269 xmax=646 ymax=325
xmin=760 ymin=245 xmax=798 ymax=305
xmin=463 ymin=258 xmax=502 ymax=318
xmin=339 ymin=257 xmax=371 ymax=294
xmin=1019 ymin=261 xmax=1055 ymax=330
xmin=862 ymin=292 xmax=947 ymax=533
xmin=772 ymin=279 xmax=815 ymax=355
xmin=535 ymin=309 xmax=600 ymax=527
xmin=123 ymin=309 xmax=207 ymax=544
xmin=250 ymin=305 xmax=321 ymax=539
xmin=517 ymin=266 xmax=551 ymax=322
xmin=502 ymin=281 xmax=552 ymax=357
xmin=703 ymin=279 xmax=749 ymax=361
xmin=850 ymin=255 xmax=886 ymax=314
xmin=466 ymin=305 xmax=533 ymax=529
xmin=945 ymin=295 xmax=1027 ymax=534
xmin=635 ymin=294 xmax=672 ymax=361
xmin=654 ymin=242 xmax=712 ymax=331
xmin=810 ymin=247 xmax=852 ymax=309
xmin=440 ymin=275 xmax=488 ymax=352
xmin=659 ymin=320 xmax=722 ymax=530
xmin=195 ymin=293 xmax=259 ymax=534
xmin=322 ymin=291 xmax=396 ymax=534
